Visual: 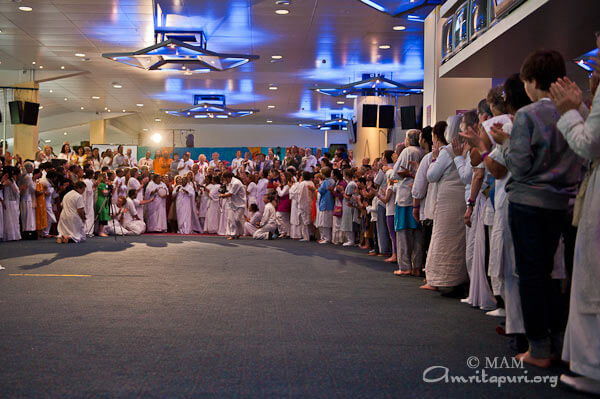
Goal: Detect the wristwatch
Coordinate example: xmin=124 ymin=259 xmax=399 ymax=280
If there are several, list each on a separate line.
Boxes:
xmin=466 ymin=199 xmax=475 ymax=208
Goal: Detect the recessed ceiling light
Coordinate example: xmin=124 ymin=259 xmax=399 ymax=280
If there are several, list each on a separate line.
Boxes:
xmin=122 ymin=109 xmax=126 ymax=112
xmin=92 ymin=96 xmax=100 ymax=100
xmin=266 ymin=120 xmax=273 ymax=123
xmin=63 ymin=98 xmax=68 ymax=101
xmin=49 ymin=89 xmax=53 ymax=93
xmin=19 ymin=6 xmax=33 ymax=12
xmin=63 ymin=132 xmax=68 ymax=136
xmin=60 ymin=66 xmax=65 ymax=69
xmin=75 ymin=53 xmax=86 ymax=57
xmin=267 ymin=105 xmax=276 ymax=109
xmin=136 ymin=103 xmax=144 ymax=107
xmin=393 ymin=25 xmax=406 ymax=31
xmin=44 ymin=139 xmax=51 ymax=143
xmin=269 ymin=85 xmax=278 ymax=90
xmin=32 ymin=61 xmax=36 ymax=65
xmin=104 ymin=107 xmax=108 ymax=110
xmin=112 ymin=83 xmax=122 ymax=89
xmin=39 ymin=105 xmax=43 ymax=109
xmin=275 ymin=9 xmax=289 ymax=15
xmin=275 ymin=0 xmax=290 ymax=4
xmin=271 ymin=55 xmax=283 ymax=60
xmin=337 ymin=101 xmax=345 ymax=104
xmin=154 ymin=118 xmax=161 ymax=122
xmin=39 ymin=65 xmax=43 ymax=69
xmin=107 ymin=109 xmax=111 ymax=112
xmin=378 ymin=45 xmax=391 ymax=49
xmin=80 ymin=106 xmax=84 ymax=110
xmin=142 ymin=128 xmax=148 ymax=131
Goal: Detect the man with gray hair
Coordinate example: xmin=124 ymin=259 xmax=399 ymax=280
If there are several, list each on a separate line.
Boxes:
xmin=302 ymin=148 xmax=317 ymax=172
xmin=391 ymin=129 xmax=424 ymax=276
xmin=19 ymin=161 xmax=37 ymax=235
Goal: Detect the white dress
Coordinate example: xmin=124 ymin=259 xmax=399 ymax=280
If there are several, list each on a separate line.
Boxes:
xmin=20 ymin=173 xmax=36 ymax=231
xmin=174 ymin=184 xmax=194 ymax=234
xmin=203 ymin=184 xmax=221 ymax=234
xmin=127 ymin=177 xmax=144 ymax=218
xmin=187 ymin=183 xmax=204 ymax=233
xmin=145 ymin=181 xmax=167 ymax=232
xmin=289 ymin=182 xmax=301 ymax=239
xmin=256 ymin=178 xmax=269 ymax=213
xmin=57 ymin=190 xmax=86 ymax=243
xmin=2 ymin=182 xmax=21 ymax=241
xmin=557 ymin=94 xmax=600 ymax=381
xmin=83 ymin=178 xmax=95 ymax=236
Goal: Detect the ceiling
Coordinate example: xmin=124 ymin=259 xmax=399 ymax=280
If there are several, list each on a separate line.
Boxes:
xmin=0 ymin=0 xmax=427 ymax=131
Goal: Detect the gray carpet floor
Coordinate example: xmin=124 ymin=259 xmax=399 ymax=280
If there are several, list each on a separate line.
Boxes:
xmin=0 ymin=236 xmax=579 ymax=398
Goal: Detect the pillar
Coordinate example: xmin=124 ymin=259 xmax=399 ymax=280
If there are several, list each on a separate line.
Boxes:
xmin=13 ymin=81 xmax=39 ymax=160
xmin=90 ymin=119 xmax=106 ymax=145
xmin=353 ymin=96 xmax=393 ymax=163
xmin=423 ymin=6 xmax=492 ymax=126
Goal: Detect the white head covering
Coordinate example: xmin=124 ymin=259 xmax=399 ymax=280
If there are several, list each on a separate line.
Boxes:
xmin=445 ymin=114 xmax=463 ymax=143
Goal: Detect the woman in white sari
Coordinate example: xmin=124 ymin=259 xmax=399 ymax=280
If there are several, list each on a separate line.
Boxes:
xmin=145 ymin=174 xmax=167 ymax=232
xmin=203 ymin=175 xmax=221 ymax=234
xmin=1 ymin=169 xmax=21 ymax=241
xmin=173 ymin=176 xmax=194 ymax=234
xmin=422 ymin=116 xmax=468 ymax=292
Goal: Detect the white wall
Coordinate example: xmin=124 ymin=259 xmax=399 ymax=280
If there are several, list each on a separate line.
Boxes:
xmin=139 ymin=123 xmax=350 ymax=148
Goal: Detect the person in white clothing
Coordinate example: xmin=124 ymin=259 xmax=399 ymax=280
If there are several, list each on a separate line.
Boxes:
xmin=178 ymin=152 xmax=194 ymax=176
xmin=220 ymin=172 xmax=246 ymax=239
xmin=297 ymin=171 xmax=315 ymax=242
xmin=125 ymin=148 xmax=137 ymax=167
xmin=209 ymin=152 xmax=220 ymax=168
xmin=231 ymin=150 xmax=244 ymax=175
xmin=203 ymin=175 xmax=221 ymax=233
xmin=138 ymin=151 xmax=153 ymax=171
xmin=173 ymin=176 xmax=195 ymax=234
xmin=1 ymin=168 xmax=21 ymax=241
xmin=19 ymin=162 xmax=37 ymax=234
xmin=57 ymin=182 xmax=87 ymax=243
xmin=82 ymin=170 xmax=96 ymax=237
xmin=244 ymin=203 xmax=262 ymax=236
xmin=301 ymin=148 xmax=317 ymax=172
xmin=255 ymin=170 xmax=269 ymax=213
xmin=253 ymin=192 xmax=278 ymax=240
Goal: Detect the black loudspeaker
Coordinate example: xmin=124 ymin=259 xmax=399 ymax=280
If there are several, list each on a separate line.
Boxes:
xmin=23 ymin=102 xmax=40 ymax=126
xmin=186 ymin=134 xmax=194 ymax=147
xmin=362 ymin=104 xmax=378 ymax=127
xmin=9 ymin=101 xmax=23 ymax=124
xmin=379 ymin=105 xmax=395 ymax=129
xmin=400 ymin=106 xmax=417 ymax=130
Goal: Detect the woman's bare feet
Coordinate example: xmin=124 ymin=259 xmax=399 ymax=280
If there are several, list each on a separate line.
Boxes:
xmin=393 ymin=270 xmax=411 ymax=276
xmin=384 ymin=255 xmax=397 ymax=263
xmin=515 ymin=351 xmax=552 ymax=368
xmin=98 ymin=233 xmax=108 ymax=237
xmin=419 ymin=284 xmax=438 ymax=291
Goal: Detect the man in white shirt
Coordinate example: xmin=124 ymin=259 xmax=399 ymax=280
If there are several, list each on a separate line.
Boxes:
xmin=177 ymin=152 xmax=194 ymax=176
xmin=242 ymin=152 xmax=255 ymax=174
xmin=220 ymin=171 xmax=246 ymax=239
xmin=138 ymin=151 xmax=153 ymax=170
xmin=209 ymin=152 xmax=220 ymax=168
xmin=125 ymin=148 xmax=137 ymax=167
xmin=231 ymin=150 xmax=244 ymax=175
xmin=302 ymin=148 xmax=317 ymax=172
xmin=112 ymin=145 xmax=127 ymax=169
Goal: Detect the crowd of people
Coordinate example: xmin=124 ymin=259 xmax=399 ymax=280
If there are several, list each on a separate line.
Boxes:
xmin=1 ymin=44 xmax=599 ymax=394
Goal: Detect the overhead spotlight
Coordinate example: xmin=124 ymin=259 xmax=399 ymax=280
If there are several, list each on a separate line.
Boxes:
xmin=60 ymin=66 xmax=65 ymax=69
xmin=269 ymin=85 xmax=278 ymax=90
xmin=154 ymin=118 xmax=161 ymax=122
xmin=49 ymin=90 xmax=53 ymax=93
xmin=184 ymin=70 xmax=193 ymax=75
xmin=39 ymin=105 xmax=43 ymax=109
xmin=267 ymin=105 xmax=275 ymax=109
xmin=44 ymin=139 xmax=51 ymax=143
xmin=32 ymin=61 xmax=36 ymax=65
xmin=266 ymin=120 xmax=273 ymax=123
xmin=271 ymin=55 xmax=283 ymax=60
xmin=107 ymin=109 xmax=111 ymax=112
xmin=112 ymin=83 xmax=122 ymax=89
xmin=336 ymin=101 xmax=345 ymax=104
xmin=91 ymin=96 xmax=100 ymax=100
xmin=393 ymin=25 xmax=406 ymax=31
xmin=75 ymin=53 xmax=86 ymax=57
xmin=80 ymin=106 xmax=84 ymax=110
xmin=63 ymin=132 xmax=68 ymax=135
xmin=136 ymin=103 xmax=144 ymax=107
xmin=39 ymin=65 xmax=43 ymax=69
xmin=275 ymin=9 xmax=289 ymax=15
xmin=378 ymin=44 xmax=391 ymax=49
xmin=152 ymin=133 xmax=162 ymax=143
xmin=63 ymin=98 xmax=68 ymax=101
xmin=122 ymin=109 xmax=126 ymax=112
xmin=19 ymin=6 xmax=33 ymax=12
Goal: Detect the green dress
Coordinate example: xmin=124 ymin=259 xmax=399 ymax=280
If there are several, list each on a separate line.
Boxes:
xmin=95 ymin=182 xmax=110 ymax=222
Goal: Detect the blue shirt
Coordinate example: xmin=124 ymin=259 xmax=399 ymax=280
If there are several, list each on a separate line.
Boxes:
xmin=318 ymin=178 xmax=335 ymax=211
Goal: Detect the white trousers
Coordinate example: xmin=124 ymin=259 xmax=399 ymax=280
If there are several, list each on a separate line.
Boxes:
xmin=276 ymin=211 xmax=290 ymax=236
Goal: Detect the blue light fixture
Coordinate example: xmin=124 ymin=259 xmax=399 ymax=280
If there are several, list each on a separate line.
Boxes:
xmin=164 ymin=97 xmax=258 ymax=119
xmin=360 ymin=0 xmax=387 ymax=12
xmin=573 ymin=48 xmax=599 ymax=73
xmin=311 ymin=76 xmax=422 ymax=97
xmin=355 ymin=0 xmax=443 ymax=18
xmin=299 ymin=118 xmax=351 ymax=131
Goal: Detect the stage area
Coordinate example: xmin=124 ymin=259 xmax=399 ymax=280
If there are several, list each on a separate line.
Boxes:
xmin=0 ymin=236 xmax=575 ymax=398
